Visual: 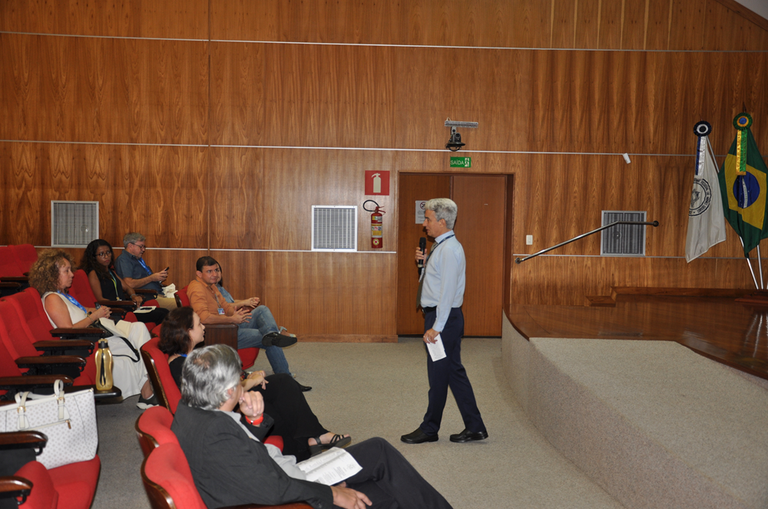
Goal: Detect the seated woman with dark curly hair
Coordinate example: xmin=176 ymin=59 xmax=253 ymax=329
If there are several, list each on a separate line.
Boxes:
xmin=29 ymin=249 xmax=155 ymax=406
xmin=79 ymin=239 xmax=168 ymax=326
xmin=159 ymin=307 xmax=349 ymax=460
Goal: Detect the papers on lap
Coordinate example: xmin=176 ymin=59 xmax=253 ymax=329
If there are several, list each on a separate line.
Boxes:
xmin=297 ymin=448 xmax=362 ymax=485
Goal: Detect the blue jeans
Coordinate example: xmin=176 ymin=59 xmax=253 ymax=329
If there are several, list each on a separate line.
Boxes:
xmin=237 ymin=306 xmax=291 ymax=375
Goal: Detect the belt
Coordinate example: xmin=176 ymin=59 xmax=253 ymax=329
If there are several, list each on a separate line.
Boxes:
xmin=422 ymin=306 xmax=436 ymax=313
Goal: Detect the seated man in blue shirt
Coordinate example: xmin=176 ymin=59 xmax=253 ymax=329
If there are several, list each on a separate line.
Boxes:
xmin=114 ymin=232 xmax=176 ymax=310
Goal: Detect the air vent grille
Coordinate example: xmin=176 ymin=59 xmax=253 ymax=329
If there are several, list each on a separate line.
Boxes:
xmin=600 ymin=211 xmax=646 ymax=256
xmin=51 ymin=201 xmax=99 ymax=247
xmin=311 ymin=206 xmax=357 ymax=252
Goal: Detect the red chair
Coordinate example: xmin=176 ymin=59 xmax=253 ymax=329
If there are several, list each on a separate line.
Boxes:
xmin=10 ymin=244 xmax=38 ymax=274
xmin=175 ymin=285 xmax=258 ymax=369
xmin=138 ymin=419 xmax=298 ymax=509
xmin=0 ymin=246 xmax=28 ymax=295
xmin=0 ymin=338 xmax=75 ymax=397
xmin=135 ymin=406 xmax=177 ymax=457
xmin=0 ymin=294 xmax=96 ymax=384
xmin=0 ymin=431 xmax=100 ymax=509
xmin=140 ymin=338 xmax=182 ymax=414
xmin=135 ymin=358 xmax=284 ymax=449
xmin=0 ymin=300 xmax=89 ymax=384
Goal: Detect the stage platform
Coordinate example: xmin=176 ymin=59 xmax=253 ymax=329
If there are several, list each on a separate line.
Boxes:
xmin=502 ymin=296 xmax=768 ymax=509
xmin=508 ymin=294 xmax=768 ymax=381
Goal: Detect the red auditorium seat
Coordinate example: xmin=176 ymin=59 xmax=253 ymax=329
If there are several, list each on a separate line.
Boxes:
xmin=0 ymin=431 xmax=100 ymax=509
xmin=137 ymin=410 xmax=296 ymax=509
xmin=140 ymin=338 xmax=182 ymax=415
xmin=10 ymin=244 xmax=38 ymax=274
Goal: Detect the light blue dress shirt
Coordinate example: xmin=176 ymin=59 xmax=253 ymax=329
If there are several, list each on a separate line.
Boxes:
xmin=420 ymin=231 xmax=465 ymax=332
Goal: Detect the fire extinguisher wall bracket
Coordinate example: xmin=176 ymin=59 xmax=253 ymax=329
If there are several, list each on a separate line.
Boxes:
xmin=364 ymin=200 xmax=385 ymax=249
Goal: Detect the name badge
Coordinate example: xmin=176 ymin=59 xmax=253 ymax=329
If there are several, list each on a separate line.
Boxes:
xmin=217 ymin=308 xmax=225 ymax=315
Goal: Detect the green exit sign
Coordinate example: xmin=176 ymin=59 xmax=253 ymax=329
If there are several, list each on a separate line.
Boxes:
xmin=450 ymin=157 xmax=471 ymax=168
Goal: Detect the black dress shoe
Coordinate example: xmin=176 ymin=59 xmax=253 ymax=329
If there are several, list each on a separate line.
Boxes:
xmin=449 ymin=428 xmax=488 ymax=443
xmin=401 ymin=428 xmax=438 ymax=444
xmin=296 ymin=382 xmax=312 ymax=392
xmin=262 ymin=332 xmax=298 ymax=348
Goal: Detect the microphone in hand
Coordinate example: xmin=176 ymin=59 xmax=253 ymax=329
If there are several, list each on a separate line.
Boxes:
xmin=418 ymin=237 xmax=426 ymax=273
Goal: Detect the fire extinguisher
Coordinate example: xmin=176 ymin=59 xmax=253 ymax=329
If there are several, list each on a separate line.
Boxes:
xmin=363 ymin=200 xmax=385 ymax=249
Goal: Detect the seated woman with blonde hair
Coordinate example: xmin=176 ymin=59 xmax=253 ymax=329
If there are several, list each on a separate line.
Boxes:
xmin=160 ymin=306 xmax=349 ymax=460
xmin=29 ymin=249 xmax=156 ymax=408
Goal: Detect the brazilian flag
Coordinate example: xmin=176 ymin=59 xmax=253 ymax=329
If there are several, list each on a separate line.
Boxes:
xmin=719 ymin=113 xmax=768 ymax=256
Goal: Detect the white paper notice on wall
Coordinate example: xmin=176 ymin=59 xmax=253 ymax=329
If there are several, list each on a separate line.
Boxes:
xmin=416 ymin=200 xmax=427 ymax=224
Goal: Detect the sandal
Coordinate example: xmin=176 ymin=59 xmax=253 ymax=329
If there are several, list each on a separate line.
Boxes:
xmin=309 ymin=433 xmax=352 ymax=456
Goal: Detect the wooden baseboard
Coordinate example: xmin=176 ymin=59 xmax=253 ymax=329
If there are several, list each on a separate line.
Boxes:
xmin=297 ymin=334 xmax=398 ymax=343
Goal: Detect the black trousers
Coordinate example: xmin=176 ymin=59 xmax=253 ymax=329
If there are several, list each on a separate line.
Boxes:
xmin=344 ymin=438 xmax=453 ymax=509
xmin=251 ymin=373 xmax=327 ymax=461
xmin=420 ymin=307 xmax=485 ymax=435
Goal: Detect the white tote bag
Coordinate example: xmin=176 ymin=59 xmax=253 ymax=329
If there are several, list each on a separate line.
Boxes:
xmin=0 ymin=380 xmax=98 ymax=469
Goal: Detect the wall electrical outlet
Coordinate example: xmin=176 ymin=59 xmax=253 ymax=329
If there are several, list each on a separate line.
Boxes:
xmin=526 ymin=235 xmax=533 ymax=245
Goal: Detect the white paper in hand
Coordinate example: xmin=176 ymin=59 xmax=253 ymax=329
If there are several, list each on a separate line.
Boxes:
xmin=297 ymin=448 xmax=362 ymax=485
xmin=427 ymin=334 xmax=446 ymax=361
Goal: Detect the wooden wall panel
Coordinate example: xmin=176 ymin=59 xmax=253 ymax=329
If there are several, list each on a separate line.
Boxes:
xmin=209 ymin=148 xmax=263 ymax=250
xmin=0 ymin=0 xmax=209 ymax=39
xmin=2 ymin=0 xmax=768 ymax=337
xmin=207 ymin=0 xmax=765 ymax=50
xmin=259 ymin=149 xmax=397 ymax=252
xmin=214 ymin=43 xmax=768 ymax=154
xmin=208 ymin=251 xmax=268 ymax=305
xmin=0 ymin=34 xmax=208 ymax=144
xmin=0 ymin=142 xmax=208 ymax=248
xmin=511 ymin=256 xmax=762 ymax=306
xmin=264 ymin=251 xmax=397 ymax=337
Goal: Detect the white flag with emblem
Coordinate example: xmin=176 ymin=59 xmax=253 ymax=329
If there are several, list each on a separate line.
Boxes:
xmin=686 ymin=122 xmax=726 ymax=262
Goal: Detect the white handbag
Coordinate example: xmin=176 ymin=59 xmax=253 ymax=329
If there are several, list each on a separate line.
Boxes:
xmin=0 ymin=380 xmax=98 ymax=469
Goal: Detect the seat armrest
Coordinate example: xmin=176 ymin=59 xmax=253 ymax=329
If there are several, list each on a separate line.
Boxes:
xmin=34 ymin=340 xmax=94 ymax=350
xmin=203 ymin=324 xmax=239 ymax=350
xmin=15 ymin=356 xmax=85 ymax=378
xmin=98 ymin=299 xmax=136 ymax=310
xmin=16 ymin=355 xmax=86 ymax=366
xmin=50 ymin=327 xmax=106 ymax=340
xmin=0 ymin=375 xmax=74 ymax=390
xmin=0 ymin=476 xmax=33 ymax=501
xmin=34 ymin=340 xmax=95 ymax=357
xmin=0 ymin=431 xmax=47 ymax=449
xmin=0 ymin=276 xmax=28 ymax=283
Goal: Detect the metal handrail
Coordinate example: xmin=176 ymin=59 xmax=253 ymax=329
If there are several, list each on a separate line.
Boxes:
xmin=515 ymin=221 xmax=659 ymax=264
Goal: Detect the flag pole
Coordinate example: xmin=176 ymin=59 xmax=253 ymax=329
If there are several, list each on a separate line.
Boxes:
xmin=740 ymin=237 xmax=760 ymax=289
xmin=758 ymin=244 xmax=765 ymax=289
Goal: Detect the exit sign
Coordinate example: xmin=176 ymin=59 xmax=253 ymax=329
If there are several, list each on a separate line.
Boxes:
xmin=450 ymin=157 xmax=471 ymax=168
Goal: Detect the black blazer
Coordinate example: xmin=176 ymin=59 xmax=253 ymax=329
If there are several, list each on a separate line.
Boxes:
xmin=171 ymin=403 xmax=333 ymax=509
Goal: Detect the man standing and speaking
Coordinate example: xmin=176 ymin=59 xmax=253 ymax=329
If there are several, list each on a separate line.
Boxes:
xmin=401 ymin=198 xmax=488 ymax=445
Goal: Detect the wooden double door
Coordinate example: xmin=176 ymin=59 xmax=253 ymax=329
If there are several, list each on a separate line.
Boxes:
xmin=396 ymin=174 xmax=507 ymax=336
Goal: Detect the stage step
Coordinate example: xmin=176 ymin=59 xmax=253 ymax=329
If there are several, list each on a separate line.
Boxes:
xmin=503 ymin=317 xmax=768 ymax=509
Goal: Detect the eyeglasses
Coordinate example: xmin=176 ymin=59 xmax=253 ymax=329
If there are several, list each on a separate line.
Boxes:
xmin=96 ymin=252 xmax=112 ymax=258
xmin=132 ymin=243 xmax=146 ymax=250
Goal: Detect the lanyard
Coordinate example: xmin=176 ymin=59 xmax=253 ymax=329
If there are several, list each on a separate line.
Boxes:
xmin=108 ymin=270 xmax=120 ymax=299
xmin=419 ymin=234 xmax=455 ymax=282
xmin=137 ymin=257 xmax=152 ymax=275
xmin=58 ymin=291 xmax=87 ymax=313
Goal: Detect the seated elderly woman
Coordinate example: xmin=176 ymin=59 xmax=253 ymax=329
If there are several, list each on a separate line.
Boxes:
xmin=159 ymin=307 xmax=348 ymax=460
xmin=172 ymin=344 xmax=453 ymax=509
xmin=29 ymin=249 xmax=156 ymax=407
xmin=79 ymin=239 xmax=169 ymax=326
